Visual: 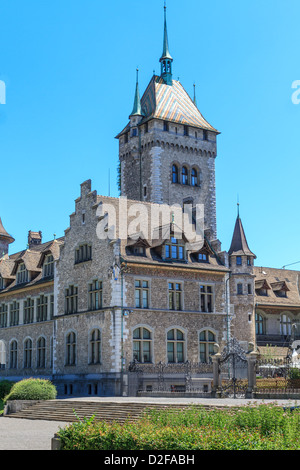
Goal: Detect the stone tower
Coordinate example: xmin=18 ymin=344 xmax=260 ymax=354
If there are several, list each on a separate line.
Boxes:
xmin=116 ymin=4 xmax=220 ymax=242
xmin=228 ymin=209 xmax=256 ymax=349
xmin=0 ymin=218 xmax=15 ymax=256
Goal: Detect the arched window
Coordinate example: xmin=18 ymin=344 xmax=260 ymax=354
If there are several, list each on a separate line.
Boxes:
xmin=255 ymin=312 xmax=265 ymax=335
xmin=10 ymin=340 xmax=17 ymax=369
xmin=66 ymin=332 xmax=76 ymax=366
xmin=133 ymin=327 xmax=152 ymax=363
xmin=167 ymin=329 xmax=185 ymax=363
xmin=89 ymin=329 xmax=101 ymax=364
xmin=199 ymin=330 xmax=216 ymax=363
xmin=0 ymin=340 xmax=6 ymax=369
xmin=182 ymin=166 xmax=188 ymax=185
xmin=37 ymin=337 xmax=46 ymax=368
xmin=24 ymin=338 xmax=33 ymax=369
xmin=280 ymin=314 xmax=292 ymax=336
xmin=172 ymin=164 xmax=179 ymax=184
xmin=191 ymin=168 xmax=198 ymax=186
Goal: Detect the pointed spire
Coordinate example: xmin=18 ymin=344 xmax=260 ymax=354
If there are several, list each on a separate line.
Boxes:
xmin=160 ymin=2 xmax=173 ymax=86
xmin=130 ymin=68 xmax=143 ymax=117
xmin=160 ymin=2 xmax=173 ymax=62
xmin=193 ymin=83 xmax=197 ymax=107
xmin=228 ymin=213 xmax=256 ymax=258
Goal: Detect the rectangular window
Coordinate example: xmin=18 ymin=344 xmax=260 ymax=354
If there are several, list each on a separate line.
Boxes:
xmin=135 ymin=280 xmax=149 ymax=309
xmin=184 ymin=125 xmax=189 ymax=136
xmin=75 ymin=244 xmax=92 ymax=264
xmin=236 ymin=256 xmax=242 ymax=266
xmin=237 ymin=284 xmax=243 ymax=295
xmin=248 ymin=284 xmax=252 ymax=295
xmin=24 ymin=298 xmax=34 ymax=324
xmin=37 ymin=295 xmax=48 ymax=322
xmin=0 ymin=304 xmax=7 ymax=328
xmin=50 ymin=295 xmax=54 ymax=319
xmin=65 ymin=286 xmax=78 ymax=314
xmin=165 ymin=238 xmax=185 ymax=261
xmin=169 ymin=283 xmax=182 ymax=311
xmin=89 ymin=280 xmax=103 ymax=311
xmin=10 ymin=301 xmax=19 ymax=326
xmin=200 ymin=285 xmax=213 ymax=313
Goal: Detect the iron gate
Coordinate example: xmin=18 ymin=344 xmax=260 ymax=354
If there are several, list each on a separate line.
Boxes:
xmin=219 ymin=338 xmax=248 ymax=398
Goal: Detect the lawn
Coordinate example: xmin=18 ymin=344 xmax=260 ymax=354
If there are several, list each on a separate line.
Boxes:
xmin=57 ymin=403 xmax=300 ymax=450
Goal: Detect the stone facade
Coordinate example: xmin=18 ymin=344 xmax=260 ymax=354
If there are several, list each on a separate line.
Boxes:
xmin=0 ymin=5 xmax=298 ymax=398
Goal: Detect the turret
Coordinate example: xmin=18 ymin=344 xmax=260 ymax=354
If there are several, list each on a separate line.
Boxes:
xmin=0 ymin=218 xmax=15 ymax=256
xmin=228 ymin=207 xmax=256 ymax=349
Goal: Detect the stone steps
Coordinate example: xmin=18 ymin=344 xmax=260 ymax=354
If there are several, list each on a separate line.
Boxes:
xmin=5 ymin=400 xmax=194 ymax=423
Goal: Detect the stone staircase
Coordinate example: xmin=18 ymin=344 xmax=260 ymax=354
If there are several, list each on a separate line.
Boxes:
xmin=4 ymin=400 xmax=194 ymax=423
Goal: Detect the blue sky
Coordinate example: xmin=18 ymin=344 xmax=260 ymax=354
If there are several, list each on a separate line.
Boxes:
xmin=0 ymin=0 xmax=299 ymax=269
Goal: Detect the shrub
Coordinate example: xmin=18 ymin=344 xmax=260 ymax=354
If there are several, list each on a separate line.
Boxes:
xmin=57 ymin=404 xmax=300 ymax=451
xmin=0 ymin=380 xmax=15 ymax=400
xmin=4 ymin=378 xmax=57 ymax=403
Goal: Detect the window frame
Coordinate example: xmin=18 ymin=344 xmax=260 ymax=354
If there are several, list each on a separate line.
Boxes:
xmin=132 ymin=326 xmax=152 ymax=363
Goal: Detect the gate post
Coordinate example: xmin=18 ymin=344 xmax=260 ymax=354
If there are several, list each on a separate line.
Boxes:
xmin=211 ymin=344 xmax=222 ymax=397
xmin=246 ymin=343 xmax=258 ymax=398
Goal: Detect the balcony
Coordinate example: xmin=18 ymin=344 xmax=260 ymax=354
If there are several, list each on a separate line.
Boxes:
xmin=256 ymin=334 xmax=300 ymax=348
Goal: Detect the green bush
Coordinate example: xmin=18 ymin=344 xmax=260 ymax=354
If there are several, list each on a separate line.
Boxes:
xmin=0 ymin=380 xmax=15 ymax=400
xmin=4 ymin=378 xmax=57 ymax=403
xmin=57 ymin=404 xmax=300 ymax=451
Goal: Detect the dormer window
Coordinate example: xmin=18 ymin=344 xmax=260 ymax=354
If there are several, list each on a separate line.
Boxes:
xmin=165 ymin=238 xmax=185 ymax=261
xmin=271 ymin=281 xmax=289 ymax=298
xmin=75 ymin=244 xmax=92 ymax=264
xmin=16 ymin=263 xmax=28 ymax=285
xmin=197 ymin=253 xmax=208 ymax=263
xmin=43 ymin=254 xmax=54 ymax=278
xmin=133 ymin=246 xmax=146 ymax=256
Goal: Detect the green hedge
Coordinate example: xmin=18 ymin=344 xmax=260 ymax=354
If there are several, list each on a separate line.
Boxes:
xmin=0 ymin=380 xmax=15 ymax=400
xmin=57 ymin=404 xmax=300 ymax=451
xmin=4 ymin=378 xmax=57 ymax=402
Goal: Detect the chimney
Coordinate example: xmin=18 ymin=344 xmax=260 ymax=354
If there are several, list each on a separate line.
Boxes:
xmin=28 ymin=231 xmax=42 ymax=247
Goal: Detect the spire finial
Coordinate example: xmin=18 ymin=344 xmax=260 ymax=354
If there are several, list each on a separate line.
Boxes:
xmin=130 ymin=67 xmax=143 ymax=117
xmin=160 ymin=0 xmax=173 ymax=85
xmin=193 ymin=83 xmax=197 ymax=107
xmin=237 ymin=195 xmax=240 ymax=218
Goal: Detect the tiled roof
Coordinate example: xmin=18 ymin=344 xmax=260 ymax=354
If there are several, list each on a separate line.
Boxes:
xmin=141 ymin=76 xmax=219 ymax=131
xmin=254 ymin=267 xmax=300 ymax=308
xmin=228 ymin=216 xmax=256 ymax=258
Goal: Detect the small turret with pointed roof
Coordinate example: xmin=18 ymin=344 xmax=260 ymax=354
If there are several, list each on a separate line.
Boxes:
xmin=130 ymin=68 xmax=143 ymax=118
xmin=160 ymin=2 xmax=173 ymax=86
xmin=0 ymin=217 xmax=15 ymax=256
xmin=228 ymin=204 xmax=256 ymax=266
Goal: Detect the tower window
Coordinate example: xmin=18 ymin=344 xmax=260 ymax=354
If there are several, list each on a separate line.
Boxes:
xmin=182 ymin=166 xmax=188 ymax=185
xmin=203 ymin=130 xmax=208 ymax=140
xmin=236 ymin=256 xmax=242 ymax=266
xmin=163 ymin=121 xmax=169 ymax=132
xmin=191 ymin=168 xmax=198 ymax=186
xmin=237 ymin=284 xmax=243 ymax=295
xmin=184 ymin=125 xmax=189 ymax=136
xmin=172 ymin=164 xmax=179 ymax=184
